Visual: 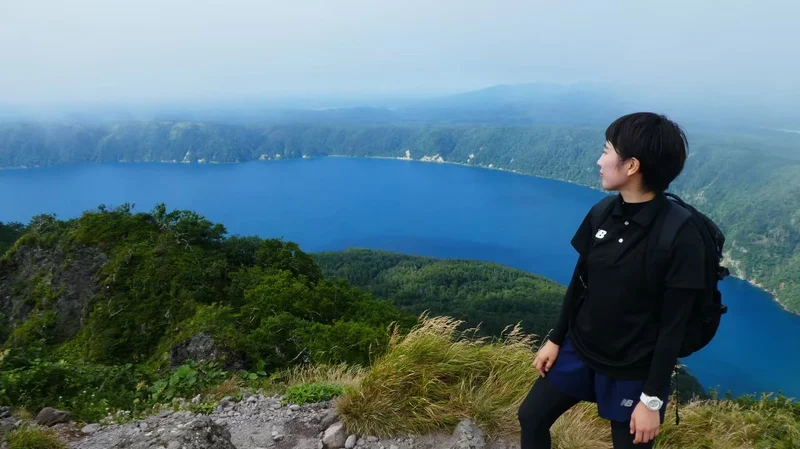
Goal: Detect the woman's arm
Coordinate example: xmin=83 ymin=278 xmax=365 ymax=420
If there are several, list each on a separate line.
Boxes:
xmin=549 ymin=258 xmax=584 ymax=345
xmin=642 ymin=287 xmax=698 ymax=396
xmin=549 ymin=211 xmax=593 ymax=345
xmin=643 ymin=222 xmax=706 ymax=397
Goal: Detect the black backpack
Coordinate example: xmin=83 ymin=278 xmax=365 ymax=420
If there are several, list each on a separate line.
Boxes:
xmin=587 ymin=192 xmax=729 ymax=358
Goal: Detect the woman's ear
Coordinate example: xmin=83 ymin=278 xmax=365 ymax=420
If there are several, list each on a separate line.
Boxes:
xmin=626 ymin=157 xmax=641 ymax=176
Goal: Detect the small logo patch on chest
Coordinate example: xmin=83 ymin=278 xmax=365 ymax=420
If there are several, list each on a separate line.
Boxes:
xmin=595 ymin=229 xmax=607 ymax=239
xmin=620 ymin=399 xmax=634 ymax=407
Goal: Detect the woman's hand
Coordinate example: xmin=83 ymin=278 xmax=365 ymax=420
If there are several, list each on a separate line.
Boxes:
xmin=630 ymin=401 xmax=661 ymax=444
xmin=533 ymin=340 xmax=560 ymax=378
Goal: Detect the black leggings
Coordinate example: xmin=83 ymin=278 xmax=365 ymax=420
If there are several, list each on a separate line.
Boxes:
xmin=517 ymin=377 xmax=655 ymax=449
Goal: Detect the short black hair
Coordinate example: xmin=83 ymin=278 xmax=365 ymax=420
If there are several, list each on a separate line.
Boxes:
xmin=605 ymin=112 xmax=688 ymax=193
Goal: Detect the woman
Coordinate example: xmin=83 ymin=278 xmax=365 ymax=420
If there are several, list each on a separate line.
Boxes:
xmin=517 ymin=112 xmax=706 ymax=448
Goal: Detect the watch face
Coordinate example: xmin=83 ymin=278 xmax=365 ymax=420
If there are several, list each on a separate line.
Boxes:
xmin=647 ymin=399 xmax=661 ymax=410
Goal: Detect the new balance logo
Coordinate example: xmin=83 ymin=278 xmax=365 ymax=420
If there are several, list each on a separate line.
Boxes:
xmin=595 ymin=229 xmax=607 ymax=239
xmin=620 ymin=399 xmax=634 ymax=407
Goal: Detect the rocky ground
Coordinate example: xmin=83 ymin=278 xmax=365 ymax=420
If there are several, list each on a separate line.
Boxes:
xmin=2 ymin=396 xmax=521 ymax=449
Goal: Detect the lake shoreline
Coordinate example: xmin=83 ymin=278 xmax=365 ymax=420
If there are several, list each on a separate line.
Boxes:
xmin=2 ymin=154 xmax=796 ymax=317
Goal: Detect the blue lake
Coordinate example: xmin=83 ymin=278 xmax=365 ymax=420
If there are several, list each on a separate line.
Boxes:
xmin=1 ymin=157 xmax=798 ymax=398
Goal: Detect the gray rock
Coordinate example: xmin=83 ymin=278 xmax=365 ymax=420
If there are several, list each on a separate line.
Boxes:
xmin=187 ymin=419 xmax=207 ymax=430
xmin=69 ymin=394 xmax=425 ymax=449
xmin=169 ymin=333 xmax=246 ymax=371
xmin=169 ymin=332 xmax=220 ymax=367
xmin=450 ymin=419 xmax=486 ymax=449
xmin=71 ymin=414 xmax=234 ymax=449
xmin=34 ymin=407 xmax=72 ymax=426
xmin=0 ymin=407 xmax=10 ymax=419
xmin=289 ymin=404 xmax=301 ymax=411
xmin=323 ymin=421 xmax=347 ymax=449
xmin=219 ymin=396 xmax=235 ymax=409
xmin=81 ymin=423 xmax=101 ymax=434
xmin=345 ymin=434 xmax=357 ymax=448
xmin=0 ymin=418 xmax=19 ymax=437
xmin=319 ymin=409 xmax=339 ymax=430
xmin=0 ymin=246 xmax=108 ymax=342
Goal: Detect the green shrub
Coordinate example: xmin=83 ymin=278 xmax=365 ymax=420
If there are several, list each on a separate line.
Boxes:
xmin=147 ymin=361 xmax=227 ymax=403
xmin=3 ymin=312 xmax=58 ymax=349
xmin=6 ymin=425 xmax=66 ymax=449
xmin=284 ymin=382 xmax=346 ymax=405
xmin=0 ymin=350 xmax=144 ymax=422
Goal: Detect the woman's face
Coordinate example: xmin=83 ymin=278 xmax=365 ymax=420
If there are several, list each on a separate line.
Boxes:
xmin=597 ymin=141 xmax=630 ymax=191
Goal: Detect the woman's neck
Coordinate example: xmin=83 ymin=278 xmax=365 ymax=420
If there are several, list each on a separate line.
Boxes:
xmin=619 ymin=187 xmax=657 ymax=204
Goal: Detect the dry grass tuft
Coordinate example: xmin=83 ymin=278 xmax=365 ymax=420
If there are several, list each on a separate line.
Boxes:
xmin=335 ymin=313 xmax=800 ymax=448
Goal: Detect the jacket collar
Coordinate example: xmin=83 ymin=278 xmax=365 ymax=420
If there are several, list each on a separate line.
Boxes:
xmin=610 ymin=192 xmax=666 ymax=228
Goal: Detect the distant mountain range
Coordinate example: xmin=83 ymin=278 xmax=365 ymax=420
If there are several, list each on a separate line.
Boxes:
xmin=2 ymin=83 xmax=798 ymax=129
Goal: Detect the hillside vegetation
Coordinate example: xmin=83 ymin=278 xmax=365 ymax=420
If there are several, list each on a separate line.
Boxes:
xmin=314 ymin=248 xmax=565 ymax=339
xmin=1 ymin=208 xmax=797 ymax=448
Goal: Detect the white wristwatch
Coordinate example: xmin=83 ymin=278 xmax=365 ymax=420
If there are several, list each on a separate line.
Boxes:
xmin=640 ymin=392 xmax=664 ymax=411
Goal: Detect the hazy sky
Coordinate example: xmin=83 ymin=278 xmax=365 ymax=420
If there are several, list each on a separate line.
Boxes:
xmin=1 ymin=0 xmax=798 ymax=104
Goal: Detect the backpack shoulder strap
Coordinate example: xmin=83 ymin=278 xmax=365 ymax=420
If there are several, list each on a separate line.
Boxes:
xmin=649 ymin=194 xmax=693 ymax=288
xmin=656 ymin=200 xmax=691 ymax=250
